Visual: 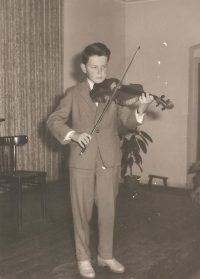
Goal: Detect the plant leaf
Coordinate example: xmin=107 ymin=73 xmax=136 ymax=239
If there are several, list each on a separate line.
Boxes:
xmin=130 ymin=137 xmax=140 ymax=152
xmin=127 ymin=156 xmax=134 ymax=168
xmin=138 ymin=134 xmax=148 ymax=146
xmin=134 ymin=152 xmax=143 ymax=172
xmin=124 ymin=129 xmax=136 ymax=140
xmin=132 ymin=152 xmax=142 ymax=167
xmin=140 ymin=131 xmax=153 ymax=142
xmin=121 ymin=163 xmax=128 ymax=178
xmin=121 ymin=150 xmax=129 ymax=166
xmin=134 ymin=152 xmax=142 ymax=165
xmin=137 ymin=138 xmax=147 ymax=153
xmin=121 ymin=137 xmax=128 ymax=149
xmin=135 ymin=162 xmax=143 ymax=172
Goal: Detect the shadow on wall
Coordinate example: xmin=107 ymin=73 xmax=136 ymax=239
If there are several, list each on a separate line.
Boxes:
xmin=69 ymin=53 xmax=86 ymax=83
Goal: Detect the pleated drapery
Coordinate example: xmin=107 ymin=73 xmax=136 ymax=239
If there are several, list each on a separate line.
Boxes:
xmin=0 ymin=0 xmax=63 ymax=181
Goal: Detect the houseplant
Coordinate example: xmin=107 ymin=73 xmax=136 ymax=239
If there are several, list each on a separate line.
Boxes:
xmin=189 ymin=161 xmax=200 ymax=205
xmin=120 ymin=127 xmax=153 ymax=190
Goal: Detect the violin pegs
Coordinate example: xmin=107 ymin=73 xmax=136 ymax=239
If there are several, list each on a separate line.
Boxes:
xmin=161 ymin=107 xmax=165 ymax=111
xmin=161 ymin=95 xmax=165 ymax=98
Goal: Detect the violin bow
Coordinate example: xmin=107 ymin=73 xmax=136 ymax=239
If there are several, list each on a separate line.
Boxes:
xmin=80 ymin=46 xmax=141 ymax=155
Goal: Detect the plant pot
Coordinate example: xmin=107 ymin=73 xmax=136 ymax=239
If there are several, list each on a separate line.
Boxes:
xmin=124 ymin=175 xmax=141 ymax=191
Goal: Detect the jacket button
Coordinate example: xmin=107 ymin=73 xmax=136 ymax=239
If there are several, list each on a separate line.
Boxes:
xmin=96 ymin=129 xmax=99 ymax=133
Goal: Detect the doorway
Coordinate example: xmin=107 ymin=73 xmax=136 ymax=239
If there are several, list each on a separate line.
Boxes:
xmin=197 ymin=63 xmax=200 ymax=160
xmin=187 ymin=45 xmax=200 ymax=188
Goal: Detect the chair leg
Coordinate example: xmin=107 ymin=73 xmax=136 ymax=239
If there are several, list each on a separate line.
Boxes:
xmin=42 ymin=176 xmax=46 ymax=221
xmin=11 ymin=181 xmax=15 ymax=197
xmin=148 ymin=176 xmax=153 ymax=187
xmin=10 ymin=181 xmax=15 ymax=226
xmin=17 ymin=179 xmax=22 ymax=231
xmin=163 ymin=178 xmax=168 ymax=187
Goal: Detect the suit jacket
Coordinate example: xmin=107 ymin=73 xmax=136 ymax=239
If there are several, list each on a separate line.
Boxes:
xmin=47 ymin=79 xmax=141 ymax=169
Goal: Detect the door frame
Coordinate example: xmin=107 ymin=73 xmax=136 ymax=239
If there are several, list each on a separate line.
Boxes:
xmin=187 ymin=45 xmax=200 ymax=188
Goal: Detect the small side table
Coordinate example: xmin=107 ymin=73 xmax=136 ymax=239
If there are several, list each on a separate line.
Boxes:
xmin=148 ymin=174 xmax=168 ymax=187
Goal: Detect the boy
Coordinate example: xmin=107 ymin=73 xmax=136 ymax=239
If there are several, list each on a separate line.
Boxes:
xmin=47 ymin=42 xmax=153 ymax=279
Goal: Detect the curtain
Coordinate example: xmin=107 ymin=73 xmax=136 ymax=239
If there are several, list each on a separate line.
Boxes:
xmin=0 ymin=0 xmax=63 ymax=181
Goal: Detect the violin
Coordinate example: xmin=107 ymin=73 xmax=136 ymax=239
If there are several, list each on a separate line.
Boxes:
xmin=90 ymin=78 xmax=174 ymax=111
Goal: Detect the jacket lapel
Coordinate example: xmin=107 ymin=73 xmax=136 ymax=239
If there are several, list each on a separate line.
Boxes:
xmin=95 ymin=102 xmax=107 ymax=121
xmin=79 ymin=79 xmax=97 ymax=113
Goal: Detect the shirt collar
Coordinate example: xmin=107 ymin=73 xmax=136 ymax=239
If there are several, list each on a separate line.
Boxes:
xmin=87 ymin=78 xmax=94 ymax=90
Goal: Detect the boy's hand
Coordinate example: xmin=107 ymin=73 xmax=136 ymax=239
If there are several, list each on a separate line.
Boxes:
xmin=70 ymin=132 xmax=92 ymax=148
xmin=138 ymin=93 xmax=154 ymax=113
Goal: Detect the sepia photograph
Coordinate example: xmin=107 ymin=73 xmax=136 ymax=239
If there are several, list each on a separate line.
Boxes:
xmin=0 ymin=0 xmax=200 ymax=278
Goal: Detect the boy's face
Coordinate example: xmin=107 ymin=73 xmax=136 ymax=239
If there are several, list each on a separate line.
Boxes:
xmin=80 ymin=55 xmax=108 ymax=84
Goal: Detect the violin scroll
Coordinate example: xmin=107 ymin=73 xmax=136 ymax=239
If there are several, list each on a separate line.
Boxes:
xmin=154 ymin=95 xmax=174 ymax=110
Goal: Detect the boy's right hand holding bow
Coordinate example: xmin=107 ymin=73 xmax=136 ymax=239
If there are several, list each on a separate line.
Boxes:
xmin=70 ymin=131 xmax=92 ymax=148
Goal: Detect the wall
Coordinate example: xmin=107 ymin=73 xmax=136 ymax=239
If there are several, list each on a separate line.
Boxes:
xmin=125 ymin=0 xmax=200 ymax=187
xmin=63 ymin=0 xmax=126 ymax=90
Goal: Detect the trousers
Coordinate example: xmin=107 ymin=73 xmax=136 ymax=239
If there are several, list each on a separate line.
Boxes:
xmin=69 ymin=151 xmax=120 ymax=261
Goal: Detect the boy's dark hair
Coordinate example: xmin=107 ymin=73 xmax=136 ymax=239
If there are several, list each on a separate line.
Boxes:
xmin=82 ymin=43 xmax=111 ymax=65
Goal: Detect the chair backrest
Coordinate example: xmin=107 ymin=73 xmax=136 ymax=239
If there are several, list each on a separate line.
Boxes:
xmin=0 ymin=136 xmax=28 ymax=174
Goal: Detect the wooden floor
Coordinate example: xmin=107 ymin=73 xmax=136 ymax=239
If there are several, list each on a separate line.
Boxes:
xmin=1 ymin=181 xmax=200 ymax=279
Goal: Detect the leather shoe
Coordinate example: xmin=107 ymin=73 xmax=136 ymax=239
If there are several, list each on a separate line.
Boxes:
xmin=77 ymin=260 xmax=95 ymax=279
xmin=97 ymin=255 xmax=125 ymax=273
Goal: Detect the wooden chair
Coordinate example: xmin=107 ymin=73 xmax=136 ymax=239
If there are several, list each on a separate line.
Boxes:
xmin=0 ymin=135 xmax=47 ymax=231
